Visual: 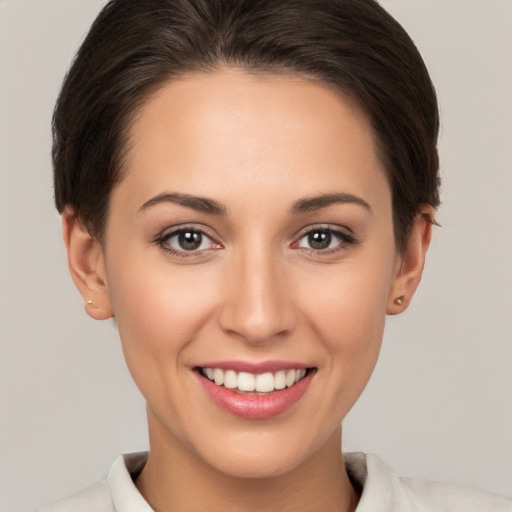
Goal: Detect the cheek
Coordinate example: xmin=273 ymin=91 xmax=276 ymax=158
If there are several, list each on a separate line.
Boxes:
xmin=295 ymin=246 xmax=395 ymax=386
xmin=309 ymin=279 xmax=386 ymax=386
xmin=300 ymin=258 xmax=392 ymax=341
xmin=104 ymin=254 xmax=219 ymax=381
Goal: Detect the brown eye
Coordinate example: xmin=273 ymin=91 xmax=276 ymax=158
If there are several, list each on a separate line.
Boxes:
xmin=308 ymin=230 xmax=332 ymax=250
xmin=159 ymin=228 xmax=217 ymax=253
xmin=178 ymin=230 xmax=203 ymax=251
xmin=296 ymin=227 xmax=356 ymax=253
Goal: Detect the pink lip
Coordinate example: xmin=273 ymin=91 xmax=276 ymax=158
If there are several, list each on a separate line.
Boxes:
xmin=197 ymin=360 xmax=310 ymax=373
xmin=195 ymin=366 xmax=316 ymax=420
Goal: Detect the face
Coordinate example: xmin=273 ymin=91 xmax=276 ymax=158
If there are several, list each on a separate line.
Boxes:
xmin=94 ymin=68 xmax=404 ymax=477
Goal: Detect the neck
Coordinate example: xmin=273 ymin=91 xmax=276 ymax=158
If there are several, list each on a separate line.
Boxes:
xmin=136 ymin=413 xmax=359 ymax=512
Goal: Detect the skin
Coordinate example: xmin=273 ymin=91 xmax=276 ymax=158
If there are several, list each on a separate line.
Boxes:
xmin=63 ymin=68 xmax=432 ymax=511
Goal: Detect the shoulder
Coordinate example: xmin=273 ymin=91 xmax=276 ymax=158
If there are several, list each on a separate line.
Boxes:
xmin=37 ymin=480 xmax=114 ymax=512
xmin=37 ymin=452 xmax=150 ymax=512
xmin=399 ymin=475 xmax=512 ymax=512
xmin=345 ymin=452 xmax=511 ymax=512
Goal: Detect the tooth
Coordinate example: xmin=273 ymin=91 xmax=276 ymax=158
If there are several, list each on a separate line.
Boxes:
xmin=224 ymin=370 xmax=238 ymax=389
xmin=285 ymin=369 xmax=296 ymax=387
xmin=255 ymin=372 xmax=275 ymax=392
xmin=206 ymin=367 xmax=307 ymax=391
xmin=237 ymin=372 xmax=255 ymax=391
xmin=274 ymin=370 xmax=286 ymax=390
xmin=213 ymin=368 xmax=224 ymax=386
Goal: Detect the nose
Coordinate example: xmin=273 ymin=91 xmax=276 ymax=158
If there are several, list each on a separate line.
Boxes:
xmin=218 ymin=247 xmax=296 ymax=345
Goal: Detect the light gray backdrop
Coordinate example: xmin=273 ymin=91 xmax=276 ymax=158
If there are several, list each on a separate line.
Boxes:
xmin=1 ymin=1 xmax=511 ymax=511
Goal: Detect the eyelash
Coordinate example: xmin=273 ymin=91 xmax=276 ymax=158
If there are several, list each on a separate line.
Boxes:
xmin=293 ymin=225 xmax=359 ymax=256
xmin=154 ymin=225 xmax=359 ymax=260
xmin=154 ymin=226 xmax=221 ymax=259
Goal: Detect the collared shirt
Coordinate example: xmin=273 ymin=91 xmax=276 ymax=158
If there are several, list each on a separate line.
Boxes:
xmin=38 ymin=452 xmax=511 ymax=511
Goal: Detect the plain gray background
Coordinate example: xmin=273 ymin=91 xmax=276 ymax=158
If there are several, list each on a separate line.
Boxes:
xmin=1 ymin=1 xmax=511 ymax=511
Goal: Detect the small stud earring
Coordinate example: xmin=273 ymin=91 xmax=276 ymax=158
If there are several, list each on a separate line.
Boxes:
xmin=394 ymin=295 xmax=406 ymax=305
xmin=86 ymin=300 xmax=93 ymax=306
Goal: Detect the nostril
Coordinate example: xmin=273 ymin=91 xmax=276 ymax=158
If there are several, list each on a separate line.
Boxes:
xmin=218 ymin=308 xmax=296 ymax=345
xmin=217 ymin=267 xmax=297 ymax=343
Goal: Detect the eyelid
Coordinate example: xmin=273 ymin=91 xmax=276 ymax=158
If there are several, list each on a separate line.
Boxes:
xmin=291 ymin=224 xmax=360 ymax=254
xmin=154 ymin=224 xmax=223 ymax=257
xmin=153 ymin=222 xmax=358 ymax=260
xmin=294 ymin=222 xmax=355 ymax=238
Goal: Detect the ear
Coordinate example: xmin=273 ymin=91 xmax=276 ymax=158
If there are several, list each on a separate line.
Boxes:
xmin=386 ymin=205 xmax=434 ymax=315
xmin=62 ymin=207 xmax=114 ymax=320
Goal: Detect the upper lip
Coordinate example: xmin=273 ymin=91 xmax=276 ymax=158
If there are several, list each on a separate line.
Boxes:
xmin=195 ymin=360 xmax=312 ymax=374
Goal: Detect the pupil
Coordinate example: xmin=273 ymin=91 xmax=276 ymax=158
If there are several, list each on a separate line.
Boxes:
xmin=309 ymin=230 xmax=331 ymax=250
xmin=179 ymin=230 xmax=202 ymax=250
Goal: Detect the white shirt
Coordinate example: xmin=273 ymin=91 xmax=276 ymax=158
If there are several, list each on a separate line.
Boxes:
xmin=38 ymin=452 xmax=511 ymax=511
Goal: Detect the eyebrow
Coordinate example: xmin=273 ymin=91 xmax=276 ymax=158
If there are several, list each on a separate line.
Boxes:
xmin=291 ymin=193 xmax=372 ymax=214
xmin=139 ymin=192 xmax=227 ymax=215
xmin=139 ymin=191 xmax=372 ymax=216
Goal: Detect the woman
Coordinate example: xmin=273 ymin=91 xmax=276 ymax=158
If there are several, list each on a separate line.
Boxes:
xmin=36 ymin=0 xmax=510 ymax=510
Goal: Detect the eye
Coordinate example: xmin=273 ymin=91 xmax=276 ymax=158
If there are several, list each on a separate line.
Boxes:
xmin=295 ymin=227 xmax=356 ymax=253
xmin=157 ymin=227 xmax=219 ymax=254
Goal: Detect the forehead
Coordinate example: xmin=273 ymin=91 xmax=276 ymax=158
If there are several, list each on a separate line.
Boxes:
xmin=117 ymin=67 xmax=390 ymax=213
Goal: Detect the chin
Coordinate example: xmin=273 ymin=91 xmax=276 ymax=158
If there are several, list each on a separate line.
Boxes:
xmin=189 ymin=423 xmax=337 ymax=480
xmin=205 ymin=446 xmax=308 ymax=479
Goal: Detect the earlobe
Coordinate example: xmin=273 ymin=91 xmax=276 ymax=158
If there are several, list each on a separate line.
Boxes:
xmin=387 ymin=205 xmax=434 ymax=315
xmin=62 ymin=207 xmax=114 ymax=320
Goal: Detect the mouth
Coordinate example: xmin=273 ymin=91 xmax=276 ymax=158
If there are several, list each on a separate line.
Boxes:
xmin=197 ymin=367 xmax=310 ymax=394
xmin=194 ymin=364 xmax=317 ymax=419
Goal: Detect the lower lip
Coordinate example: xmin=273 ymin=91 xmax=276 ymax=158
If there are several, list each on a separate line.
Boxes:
xmin=196 ymin=370 xmax=315 ymax=420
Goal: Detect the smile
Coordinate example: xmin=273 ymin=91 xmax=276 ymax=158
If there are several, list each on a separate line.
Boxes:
xmin=201 ymin=367 xmax=308 ymax=394
xmin=195 ymin=364 xmax=316 ymax=419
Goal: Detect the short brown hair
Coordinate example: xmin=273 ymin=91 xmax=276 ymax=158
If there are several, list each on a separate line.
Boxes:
xmin=53 ymin=0 xmax=440 ymax=249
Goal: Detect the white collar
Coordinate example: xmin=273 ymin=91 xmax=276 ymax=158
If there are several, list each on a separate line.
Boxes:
xmin=106 ymin=451 xmax=508 ymax=511
xmin=108 ymin=453 xmax=153 ymax=512
xmin=107 ymin=451 xmax=378 ymax=511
